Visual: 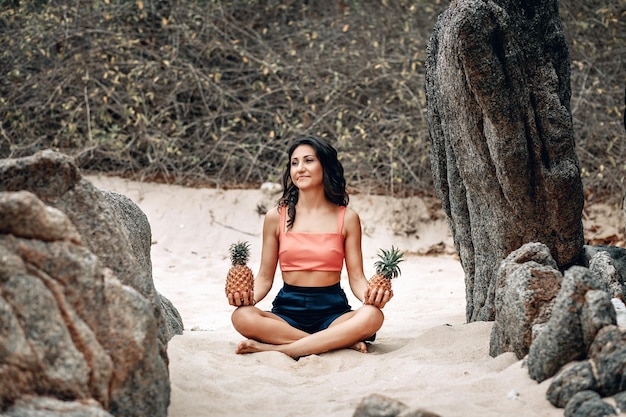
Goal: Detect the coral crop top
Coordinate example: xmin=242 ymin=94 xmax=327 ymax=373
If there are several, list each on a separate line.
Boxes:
xmin=278 ymin=206 xmax=346 ymax=272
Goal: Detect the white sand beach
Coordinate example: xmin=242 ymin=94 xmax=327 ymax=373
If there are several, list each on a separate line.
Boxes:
xmin=87 ymin=174 xmax=622 ymax=417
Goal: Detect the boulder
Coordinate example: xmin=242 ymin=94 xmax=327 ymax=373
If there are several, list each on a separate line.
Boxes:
xmin=546 ymin=362 xmax=598 ymax=408
xmin=587 ymin=326 xmax=626 ymax=398
xmin=563 ymin=391 xmax=617 ymax=417
xmin=583 ymin=245 xmax=626 ymax=299
xmin=101 ymin=189 xmax=183 ymax=340
xmin=527 ymin=266 xmax=616 ymax=383
xmin=426 ymin=0 xmax=584 ymax=322
xmin=0 ymin=150 xmax=179 ymax=416
xmin=489 ymin=242 xmax=562 ymax=359
xmin=547 ymin=326 xmax=626 ymax=408
xmin=352 ymin=394 xmax=441 ymax=417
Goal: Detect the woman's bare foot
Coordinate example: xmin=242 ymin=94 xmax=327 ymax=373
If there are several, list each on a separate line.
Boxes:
xmin=350 ymin=341 xmax=368 ymax=353
xmin=237 ymin=339 xmax=265 ymax=354
xmin=237 ymin=339 xmax=369 ymax=356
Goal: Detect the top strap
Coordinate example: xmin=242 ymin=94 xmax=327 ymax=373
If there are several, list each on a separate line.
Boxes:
xmin=279 ymin=206 xmax=287 ymax=235
xmin=336 ymin=206 xmax=346 ymax=233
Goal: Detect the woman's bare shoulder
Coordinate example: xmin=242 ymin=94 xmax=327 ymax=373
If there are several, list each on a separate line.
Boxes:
xmin=344 ymin=206 xmax=361 ymax=227
xmin=264 ymin=206 xmax=281 ymax=227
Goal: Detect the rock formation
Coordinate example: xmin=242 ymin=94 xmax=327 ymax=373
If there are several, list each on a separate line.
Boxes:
xmin=547 ymin=325 xmax=626 ymax=412
xmin=352 ymin=394 xmax=441 ymax=417
xmin=489 ymin=242 xmax=561 ymax=359
xmin=526 ymin=265 xmax=616 ymax=383
xmin=0 ymin=150 xmax=183 ymax=416
xmin=425 ymin=0 xmax=584 ymax=321
xmin=562 ymin=390 xmax=618 ymax=417
xmin=488 ymin=241 xmax=626 ymax=411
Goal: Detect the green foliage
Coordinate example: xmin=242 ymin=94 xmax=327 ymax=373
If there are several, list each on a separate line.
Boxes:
xmin=0 ymin=0 xmax=624 ymax=201
xmin=374 ymin=246 xmax=404 ymax=280
xmin=229 ymin=241 xmax=251 ymax=266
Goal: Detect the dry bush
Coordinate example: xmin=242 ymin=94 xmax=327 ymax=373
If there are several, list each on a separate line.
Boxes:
xmin=0 ymin=0 xmax=624 ymax=202
xmin=561 ymin=1 xmax=626 ymax=204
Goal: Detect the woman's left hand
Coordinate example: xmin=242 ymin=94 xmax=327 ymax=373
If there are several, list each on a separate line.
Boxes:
xmin=364 ymin=286 xmax=393 ymax=309
xmin=227 ymin=290 xmax=255 ymax=307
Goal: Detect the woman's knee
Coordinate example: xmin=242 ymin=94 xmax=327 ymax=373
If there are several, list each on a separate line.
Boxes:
xmin=359 ymin=305 xmax=385 ymax=328
xmin=231 ymin=306 xmax=257 ymax=333
xmin=362 ymin=304 xmax=384 ymax=318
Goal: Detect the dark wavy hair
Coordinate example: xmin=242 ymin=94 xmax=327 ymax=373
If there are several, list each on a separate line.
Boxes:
xmin=278 ymin=136 xmax=348 ymax=229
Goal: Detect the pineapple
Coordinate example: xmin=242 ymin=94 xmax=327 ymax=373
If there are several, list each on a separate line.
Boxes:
xmin=367 ymin=246 xmax=405 ymax=293
xmin=225 ymin=241 xmax=254 ymax=299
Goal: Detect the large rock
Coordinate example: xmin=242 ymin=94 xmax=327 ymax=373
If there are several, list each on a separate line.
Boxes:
xmin=546 ymin=362 xmax=598 ymax=409
xmin=582 ymin=245 xmax=626 ymax=300
xmin=563 ymin=391 xmax=617 ymax=417
xmin=491 ymin=241 xmax=626 ymax=363
xmin=101 ymin=190 xmax=183 ymax=340
xmin=0 ymin=151 xmax=179 ymax=416
xmin=547 ymin=326 xmax=626 ymax=410
xmin=526 ymin=266 xmax=616 ymax=383
xmin=489 ymin=242 xmax=562 ymax=359
xmin=426 ymin=0 xmax=584 ymax=321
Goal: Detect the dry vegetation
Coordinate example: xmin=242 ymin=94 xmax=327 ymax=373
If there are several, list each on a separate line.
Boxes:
xmin=0 ymin=0 xmax=624 ymax=202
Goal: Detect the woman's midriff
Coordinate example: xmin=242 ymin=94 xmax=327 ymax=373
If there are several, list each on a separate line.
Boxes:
xmin=281 ymin=270 xmax=342 ymax=287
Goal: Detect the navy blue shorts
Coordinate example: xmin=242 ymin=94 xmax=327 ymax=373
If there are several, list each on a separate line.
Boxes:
xmin=271 ymin=283 xmax=376 ymax=341
xmin=271 ymin=283 xmax=351 ymax=333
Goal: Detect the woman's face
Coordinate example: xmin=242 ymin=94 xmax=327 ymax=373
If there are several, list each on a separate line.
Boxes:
xmin=290 ymin=144 xmax=323 ymax=190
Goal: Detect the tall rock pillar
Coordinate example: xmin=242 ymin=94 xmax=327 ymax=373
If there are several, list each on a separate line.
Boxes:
xmin=425 ymin=0 xmax=584 ymax=321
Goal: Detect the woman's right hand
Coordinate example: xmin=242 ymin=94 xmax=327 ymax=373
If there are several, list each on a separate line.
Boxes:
xmin=364 ymin=285 xmax=393 ymax=309
xmin=227 ymin=290 xmax=255 ymax=307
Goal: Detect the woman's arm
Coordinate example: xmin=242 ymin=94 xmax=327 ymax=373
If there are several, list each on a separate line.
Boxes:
xmin=344 ymin=207 xmax=393 ymax=308
xmin=227 ymin=208 xmax=279 ymax=306
xmin=253 ymin=208 xmax=280 ymax=303
xmin=343 ymin=208 xmax=368 ymax=302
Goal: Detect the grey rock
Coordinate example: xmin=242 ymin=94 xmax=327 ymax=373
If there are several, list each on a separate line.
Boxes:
xmin=426 ymin=0 xmax=583 ymax=322
xmin=0 ymin=191 xmax=81 ymax=244
xmin=0 ymin=206 xmax=166 ymax=416
xmin=353 ymin=394 xmax=408 ymax=417
xmin=0 ymin=207 xmax=112 ymax=409
xmin=101 ymin=189 xmax=183 ymax=339
xmin=0 ymin=151 xmax=159 ymax=326
xmin=490 ymin=242 xmax=562 ymax=359
xmin=563 ymin=390 xmax=617 ymax=417
xmin=547 ymin=326 xmax=626 ymax=408
xmin=101 ymin=190 xmax=153 ymax=277
xmin=527 ymin=266 xmax=615 ymax=382
xmin=352 ymin=394 xmax=441 ymax=417
xmin=581 ymin=290 xmax=616 ymax=351
xmin=588 ymin=326 xmax=626 ymax=397
xmin=159 ymin=293 xmax=184 ymax=339
xmin=0 ymin=151 xmax=173 ymax=416
xmin=585 ymin=247 xmax=626 ymax=300
xmin=547 ymin=361 xmax=598 ymax=408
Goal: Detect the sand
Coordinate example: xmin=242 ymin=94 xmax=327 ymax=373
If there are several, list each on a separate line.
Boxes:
xmin=86 ymin=174 xmax=622 ymax=417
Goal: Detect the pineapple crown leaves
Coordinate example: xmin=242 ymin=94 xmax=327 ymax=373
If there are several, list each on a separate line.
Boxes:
xmin=373 ymin=246 xmax=405 ymax=280
xmin=229 ymin=241 xmax=251 ymax=266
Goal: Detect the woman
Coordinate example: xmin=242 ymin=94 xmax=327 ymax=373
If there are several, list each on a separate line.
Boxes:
xmin=227 ymin=135 xmax=393 ymax=358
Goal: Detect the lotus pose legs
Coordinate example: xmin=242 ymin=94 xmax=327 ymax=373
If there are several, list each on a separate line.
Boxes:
xmin=232 ymin=304 xmax=384 ymax=358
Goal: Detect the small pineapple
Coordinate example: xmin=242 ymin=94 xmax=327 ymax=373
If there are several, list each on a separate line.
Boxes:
xmin=225 ymin=241 xmax=254 ymax=298
xmin=367 ymin=246 xmax=405 ymax=293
